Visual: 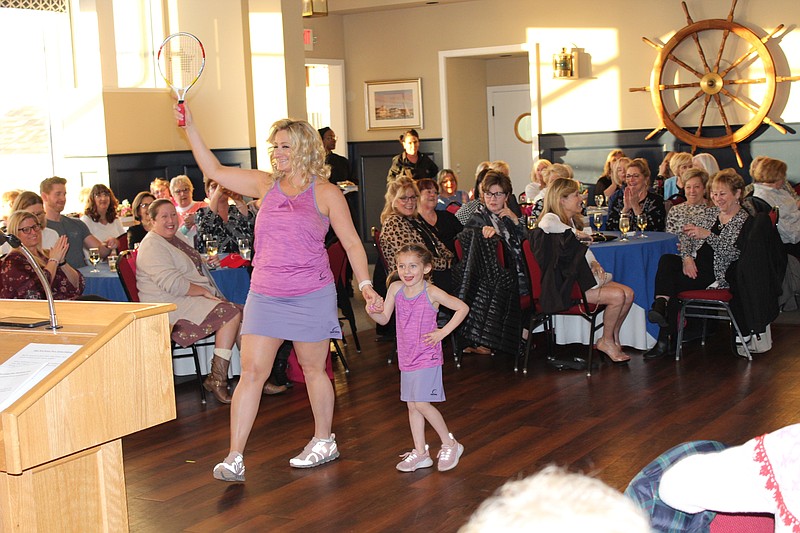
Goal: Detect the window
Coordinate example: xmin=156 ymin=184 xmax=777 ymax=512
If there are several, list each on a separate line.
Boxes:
xmin=112 ymin=0 xmax=164 ymax=88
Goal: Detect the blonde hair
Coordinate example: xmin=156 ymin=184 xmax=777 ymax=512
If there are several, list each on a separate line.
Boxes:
xmin=531 ymin=159 xmax=552 ymax=187
xmin=543 ymin=178 xmax=585 ymax=230
xmin=681 ymin=167 xmax=709 ymax=189
xmin=669 ymin=153 xmax=693 ymax=182
xmin=169 ymin=175 xmax=193 ymax=195
xmin=692 ymin=153 xmax=720 ymax=176
xmin=459 ymin=466 xmax=651 ymax=533
xmin=610 ymin=157 xmax=631 ymax=187
xmin=6 ymin=210 xmax=46 ymax=264
xmin=626 ymin=158 xmax=651 ymax=185
xmin=543 ymin=163 xmax=574 ymax=185
xmin=380 ymin=176 xmax=420 ymax=223
xmin=490 ymin=160 xmax=510 ymax=176
xmin=267 ymin=118 xmax=330 ymax=190
xmin=749 ymin=155 xmax=768 ymax=182
xmin=754 ymin=157 xmax=787 ymax=185
xmin=601 ymin=149 xmax=625 ymax=178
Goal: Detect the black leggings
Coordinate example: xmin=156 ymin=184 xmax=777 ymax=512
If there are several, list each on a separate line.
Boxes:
xmin=653 ymin=254 xmax=716 ymax=334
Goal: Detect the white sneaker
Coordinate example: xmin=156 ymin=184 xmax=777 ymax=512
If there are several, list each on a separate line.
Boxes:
xmin=437 ymin=434 xmax=464 ymax=472
xmin=289 ymin=434 xmax=340 ymax=468
xmin=396 ymin=444 xmax=434 ymax=472
xmin=213 ymin=453 xmax=245 ymax=482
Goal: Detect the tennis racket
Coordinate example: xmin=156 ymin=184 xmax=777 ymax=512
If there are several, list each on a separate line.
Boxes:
xmin=157 ymin=32 xmax=205 ymax=126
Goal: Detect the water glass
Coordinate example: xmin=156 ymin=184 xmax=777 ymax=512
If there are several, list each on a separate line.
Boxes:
xmin=636 ymin=213 xmax=648 ymax=238
xmin=619 ymin=214 xmax=630 ymax=241
xmin=88 ymin=247 xmax=101 ymax=272
xmin=238 ymin=238 xmax=252 ymax=261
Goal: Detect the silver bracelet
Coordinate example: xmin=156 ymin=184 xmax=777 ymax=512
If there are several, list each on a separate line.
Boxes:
xmin=358 ymin=280 xmax=373 ymax=291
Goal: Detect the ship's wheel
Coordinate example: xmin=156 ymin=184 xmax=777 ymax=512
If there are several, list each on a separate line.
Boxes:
xmin=629 ymin=0 xmax=799 ymax=166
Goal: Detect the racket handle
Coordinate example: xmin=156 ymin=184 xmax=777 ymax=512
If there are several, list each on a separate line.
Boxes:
xmin=177 ymin=101 xmax=186 ymax=127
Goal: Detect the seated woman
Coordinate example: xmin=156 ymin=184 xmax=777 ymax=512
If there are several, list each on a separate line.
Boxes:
xmin=594 ymin=149 xmax=624 ymax=201
xmin=663 ymin=152 xmax=693 ymax=201
xmin=6 ymin=191 xmax=58 ymax=252
xmin=646 ymin=169 xmax=750 ymax=358
xmin=606 ymin=158 xmax=666 ymax=232
xmin=455 ymin=163 xmax=491 ymax=225
xmin=603 ymin=156 xmax=630 ymax=205
xmin=752 ymin=157 xmax=800 ymax=257
xmin=436 ymin=169 xmax=469 ymax=210
xmin=126 ymin=191 xmax=155 ymax=249
xmin=136 ymin=199 xmax=242 ymax=404
xmin=417 ymin=178 xmax=463 ymax=255
xmin=80 ymin=183 xmax=126 ymax=252
xmin=195 ymin=176 xmax=255 ymax=253
xmin=666 ymin=167 xmax=712 ymax=250
xmin=531 ymin=163 xmax=573 ymax=222
xmin=465 ymin=170 xmax=528 ymax=296
xmin=525 ymin=159 xmax=552 ymax=204
xmin=692 ymin=153 xmax=720 ymax=177
xmin=380 ymin=176 xmax=454 ymax=293
xmin=0 ymin=210 xmax=84 ymax=300
xmin=170 ymin=175 xmax=208 ymax=244
xmin=536 ymin=178 xmax=635 ymax=363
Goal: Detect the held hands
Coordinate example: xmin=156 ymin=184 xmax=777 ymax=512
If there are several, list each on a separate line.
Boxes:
xmin=422 ymin=328 xmax=446 ymax=346
xmin=363 ymin=285 xmax=384 ymax=314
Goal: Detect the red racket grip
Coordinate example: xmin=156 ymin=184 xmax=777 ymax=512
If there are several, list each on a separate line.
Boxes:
xmin=177 ymin=101 xmax=186 ymax=127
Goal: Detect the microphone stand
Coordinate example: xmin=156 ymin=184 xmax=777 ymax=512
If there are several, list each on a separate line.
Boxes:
xmin=1 ymin=233 xmax=60 ymax=331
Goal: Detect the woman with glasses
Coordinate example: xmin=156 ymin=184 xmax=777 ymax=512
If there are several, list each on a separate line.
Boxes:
xmin=380 ymin=177 xmax=454 ymax=291
xmin=465 ymin=170 xmax=529 ymax=296
xmin=0 ymin=210 xmax=84 ymax=300
xmin=7 ymin=191 xmax=59 ymax=252
xmin=80 ymin=183 xmax=125 ymax=252
xmin=170 ymin=175 xmax=208 ymax=244
xmin=126 ymin=191 xmax=156 ymax=249
xmin=606 ymin=158 xmax=666 ymax=232
xmin=417 ymin=178 xmax=462 ymax=255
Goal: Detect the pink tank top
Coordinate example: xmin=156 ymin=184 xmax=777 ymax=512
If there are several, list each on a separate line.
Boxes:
xmin=250 ymin=180 xmax=333 ymax=297
xmin=395 ymin=283 xmax=443 ymax=372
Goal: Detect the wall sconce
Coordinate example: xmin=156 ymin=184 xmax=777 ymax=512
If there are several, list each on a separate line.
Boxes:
xmin=553 ymin=47 xmax=580 ymax=79
xmin=302 ymin=0 xmax=328 ymax=17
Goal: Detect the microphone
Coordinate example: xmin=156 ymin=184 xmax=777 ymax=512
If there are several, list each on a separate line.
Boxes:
xmin=2 ymin=232 xmax=60 ymax=330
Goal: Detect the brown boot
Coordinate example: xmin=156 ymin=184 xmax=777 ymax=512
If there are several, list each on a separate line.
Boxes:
xmin=203 ymin=356 xmax=232 ymax=404
xmin=263 ymin=381 xmax=288 ymax=395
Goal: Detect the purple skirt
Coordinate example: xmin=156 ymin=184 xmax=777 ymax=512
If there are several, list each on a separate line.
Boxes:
xmin=241 ymin=283 xmax=341 ymax=342
xmin=400 ymin=366 xmax=445 ymax=403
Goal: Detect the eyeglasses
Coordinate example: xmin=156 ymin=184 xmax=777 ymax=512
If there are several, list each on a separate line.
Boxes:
xmin=397 ymin=195 xmax=418 ymax=203
xmin=625 ymin=174 xmax=643 ymax=179
xmin=140 ymin=202 xmax=152 ymax=209
xmin=93 ymin=191 xmax=111 ymax=197
xmin=173 ymin=188 xmax=191 ymax=195
xmin=484 ymin=191 xmax=508 ymax=199
xmin=18 ymin=224 xmax=42 ymax=235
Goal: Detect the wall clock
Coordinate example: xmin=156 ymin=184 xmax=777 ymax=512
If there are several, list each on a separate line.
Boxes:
xmin=629 ymin=0 xmax=799 ymax=166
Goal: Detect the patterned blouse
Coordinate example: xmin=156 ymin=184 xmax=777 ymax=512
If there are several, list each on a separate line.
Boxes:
xmin=606 ymin=190 xmax=666 ymax=232
xmin=665 ymin=202 xmax=713 ymax=258
xmin=195 ymin=204 xmax=256 ymax=254
xmin=0 ymin=251 xmax=85 ymax=300
xmin=380 ymin=214 xmax=453 ymax=272
xmin=694 ymin=207 xmax=749 ymax=288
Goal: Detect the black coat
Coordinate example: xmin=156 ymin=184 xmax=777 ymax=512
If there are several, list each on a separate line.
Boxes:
xmin=727 ymin=213 xmax=787 ymax=335
xmin=452 ymin=228 xmax=521 ymax=355
xmin=529 ymin=228 xmax=595 ymax=314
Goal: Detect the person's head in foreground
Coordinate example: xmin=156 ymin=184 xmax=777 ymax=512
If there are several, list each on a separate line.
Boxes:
xmin=459 ymin=466 xmax=651 ymax=533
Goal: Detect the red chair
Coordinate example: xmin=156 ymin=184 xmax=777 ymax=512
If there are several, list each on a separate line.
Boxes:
xmin=674 ymin=289 xmax=752 ymax=361
xmin=445 ymin=202 xmax=461 ymax=215
xmin=521 ymin=240 xmax=606 ymax=376
xmin=117 ymin=233 xmax=129 ymax=252
xmin=116 ymin=249 xmax=214 ymax=402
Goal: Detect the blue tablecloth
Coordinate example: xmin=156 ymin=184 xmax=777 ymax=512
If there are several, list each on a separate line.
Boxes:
xmin=590 ymin=231 xmax=678 ymax=339
xmin=80 ymin=263 xmax=251 ymax=305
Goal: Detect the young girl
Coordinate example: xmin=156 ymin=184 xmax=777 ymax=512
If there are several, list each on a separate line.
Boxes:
xmin=367 ymin=244 xmax=469 ymax=472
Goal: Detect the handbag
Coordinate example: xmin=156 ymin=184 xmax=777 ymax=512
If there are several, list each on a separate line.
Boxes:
xmin=735 ymin=324 xmax=773 ymax=356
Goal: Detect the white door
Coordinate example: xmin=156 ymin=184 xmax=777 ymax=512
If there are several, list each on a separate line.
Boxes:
xmin=488 ymin=85 xmax=533 ymax=197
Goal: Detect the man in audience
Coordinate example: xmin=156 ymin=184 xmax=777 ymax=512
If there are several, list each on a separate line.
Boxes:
xmin=40 ymin=176 xmax=115 ymax=269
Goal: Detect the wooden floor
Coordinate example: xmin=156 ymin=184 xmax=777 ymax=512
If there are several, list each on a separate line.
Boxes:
xmin=123 ymin=322 xmax=800 ymax=532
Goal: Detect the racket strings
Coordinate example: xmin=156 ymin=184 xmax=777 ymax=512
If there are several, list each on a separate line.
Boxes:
xmin=159 ymin=36 xmax=204 ymax=90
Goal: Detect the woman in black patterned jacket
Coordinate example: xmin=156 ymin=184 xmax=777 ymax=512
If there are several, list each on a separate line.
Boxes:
xmin=606 ymin=158 xmax=666 ymax=232
xmin=645 ymin=169 xmax=750 ymax=358
xmin=195 ymin=176 xmax=255 ymax=254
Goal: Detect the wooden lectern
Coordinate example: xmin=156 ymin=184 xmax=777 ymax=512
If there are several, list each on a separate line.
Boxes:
xmin=0 ymin=300 xmax=177 ymax=532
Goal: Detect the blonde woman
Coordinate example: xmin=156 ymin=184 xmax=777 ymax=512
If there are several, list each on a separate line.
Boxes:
xmin=525 ymin=159 xmax=552 ymax=203
xmin=174 ymin=103 xmax=381 ymax=482
xmin=664 ymin=152 xmax=693 ymax=199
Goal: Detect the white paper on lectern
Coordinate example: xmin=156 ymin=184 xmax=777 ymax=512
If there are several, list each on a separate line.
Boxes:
xmin=0 ymin=343 xmax=81 ymax=412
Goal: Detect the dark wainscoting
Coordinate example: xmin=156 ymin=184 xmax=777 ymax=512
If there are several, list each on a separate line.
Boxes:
xmin=107 ymin=148 xmax=256 ymax=204
xmin=348 ymin=138 xmax=443 ymax=246
xmin=539 ymin=123 xmax=800 ymax=188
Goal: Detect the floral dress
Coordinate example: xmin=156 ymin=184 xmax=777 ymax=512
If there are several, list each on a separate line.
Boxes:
xmin=0 ymin=252 xmax=84 ymax=300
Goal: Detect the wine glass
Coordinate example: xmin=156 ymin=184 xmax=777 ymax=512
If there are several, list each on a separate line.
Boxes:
xmin=205 ymin=239 xmax=219 ymax=259
xmin=619 ymin=214 xmax=630 ymax=242
xmin=88 ymin=247 xmax=101 ymax=272
xmin=594 ymin=194 xmax=605 ymax=208
xmin=636 ymin=213 xmax=648 ymax=238
xmin=238 ymin=238 xmax=252 ymax=261
xmin=592 ymin=212 xmax=603 ymax=235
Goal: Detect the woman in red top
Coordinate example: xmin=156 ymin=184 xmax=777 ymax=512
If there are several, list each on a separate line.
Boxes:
xmin=0 ymin=210 xmax=84 ymax=300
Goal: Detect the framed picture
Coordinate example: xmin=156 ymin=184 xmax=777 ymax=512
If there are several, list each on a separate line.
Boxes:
xmin=364 ymin=78 xmax=423 ymax=131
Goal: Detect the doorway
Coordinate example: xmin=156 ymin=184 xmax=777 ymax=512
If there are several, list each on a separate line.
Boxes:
xmin=488 ymin=84 xmax=532 ymax=195
xmin=305 ymin=59 xmax=348 ymax=158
